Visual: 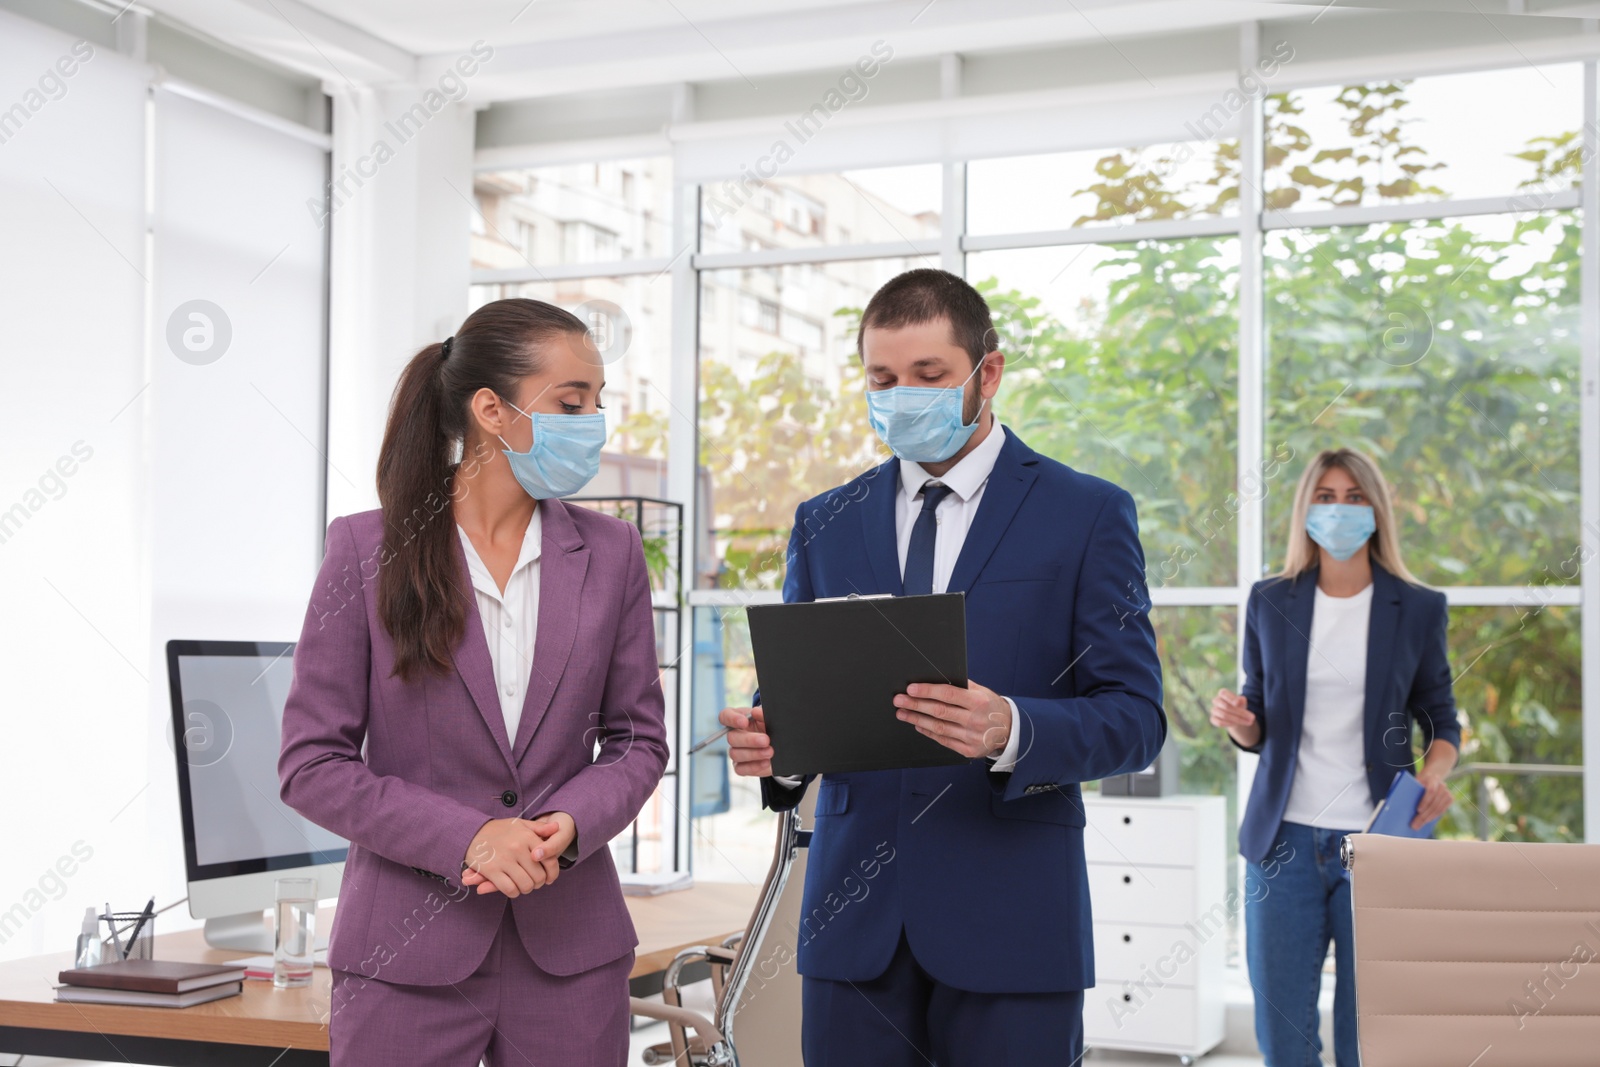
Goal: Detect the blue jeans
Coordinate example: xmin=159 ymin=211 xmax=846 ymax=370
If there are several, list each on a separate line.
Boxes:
xmin=1244 ymin=821 xmax=1358 ymax=1067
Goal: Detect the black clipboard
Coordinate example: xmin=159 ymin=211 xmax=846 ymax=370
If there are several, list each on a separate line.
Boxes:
xmin=747 ymin=592 xmax=968 ymax=776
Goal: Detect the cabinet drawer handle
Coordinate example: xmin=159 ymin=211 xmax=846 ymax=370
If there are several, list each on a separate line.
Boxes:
xmin=1122 ymin=874 xmax=1132 ymax=884
xmin=1122 ymin=933 xmax=1132 ymax=943
xmin=1122 ymin=815 xmax=1132 ymax=825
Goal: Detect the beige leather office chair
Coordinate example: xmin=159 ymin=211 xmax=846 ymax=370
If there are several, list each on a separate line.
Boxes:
xmin=631 ymin=786 xmax=813 ymax=1066
xmin=1343 ymin=832 xmax=1600 ymax=1067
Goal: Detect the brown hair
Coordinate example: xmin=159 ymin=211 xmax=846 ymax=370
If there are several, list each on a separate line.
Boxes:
xmin=1279 ymin=447 xmax=1420 ymax=585
xmin=376 ymin=298 xmax=588 ymax=680
xmin=856 ymin=268 xmax=996 ymax=368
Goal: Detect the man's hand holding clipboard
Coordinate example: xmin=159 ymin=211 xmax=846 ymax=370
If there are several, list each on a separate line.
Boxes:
xmin=892 ymin=679 xmax=1014 ymax=761
xmin=717 ymin=592 xmax=1011 ymax=778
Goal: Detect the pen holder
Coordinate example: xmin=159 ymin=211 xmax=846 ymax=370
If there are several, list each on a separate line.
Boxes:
xmin=102 ymin=911 xmax=154 ymax=961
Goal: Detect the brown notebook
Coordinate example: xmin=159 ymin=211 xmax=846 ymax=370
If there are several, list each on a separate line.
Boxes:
xmin=58 ymin=958 xmax=247 ymax=994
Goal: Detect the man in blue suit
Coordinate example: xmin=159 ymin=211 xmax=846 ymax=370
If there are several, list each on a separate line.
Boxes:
xmin=719 ymin=269 xmax=1167 ymax=1064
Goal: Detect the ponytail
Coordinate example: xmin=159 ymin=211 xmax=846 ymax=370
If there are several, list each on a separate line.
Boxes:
xmin=375 ymin=298 xmax=588 ymax=680
xmin=376 ymin=341 xmax=463 ymax=680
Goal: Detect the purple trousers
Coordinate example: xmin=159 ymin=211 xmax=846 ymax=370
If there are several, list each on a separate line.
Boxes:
xmin=328 ymin=903 xmax=634 ymax=1066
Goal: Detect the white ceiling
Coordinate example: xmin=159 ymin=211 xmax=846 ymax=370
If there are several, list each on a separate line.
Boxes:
xmin=131 ymin=0 xmax=1308 ymax=96
xmin=131 ymin=0 xmax=1599 ymax=101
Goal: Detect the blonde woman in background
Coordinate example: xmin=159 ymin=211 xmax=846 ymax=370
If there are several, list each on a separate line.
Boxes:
xmin=1209 ymin=447 xmax=1460 ymax=1067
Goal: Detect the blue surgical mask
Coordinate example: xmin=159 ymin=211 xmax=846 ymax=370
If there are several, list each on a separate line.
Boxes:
xmin=866 ymin=359 xmax=986 ymax=464
xmin=1305 ymin=503 xmax=1375 ymax=561
xmin=497 ymin=398 xmax=606 ymax=500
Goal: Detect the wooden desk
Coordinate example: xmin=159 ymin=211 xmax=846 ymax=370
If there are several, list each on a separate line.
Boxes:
xmin=0 ymin=883 xmax=756 ymax=1066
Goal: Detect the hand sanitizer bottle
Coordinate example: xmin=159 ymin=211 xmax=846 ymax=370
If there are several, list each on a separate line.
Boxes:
xmin=73 ymin=907 xmax=103 ymax=969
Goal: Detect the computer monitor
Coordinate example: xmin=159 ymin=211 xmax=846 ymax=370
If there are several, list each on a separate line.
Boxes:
xmin=167 ymin=639 xmax=347 ymax=952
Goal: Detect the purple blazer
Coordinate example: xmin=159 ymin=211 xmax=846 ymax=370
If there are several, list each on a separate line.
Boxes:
xmin=278 ymin=500 xmax=669 ymax=986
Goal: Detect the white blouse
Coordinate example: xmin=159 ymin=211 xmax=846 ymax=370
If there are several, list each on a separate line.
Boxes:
xmin=456 ymin=507 xmax=542 ymax=744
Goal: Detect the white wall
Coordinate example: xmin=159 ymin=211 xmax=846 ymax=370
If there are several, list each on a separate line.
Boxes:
xmin=0 ymin=8 xmax=340 ymax=961
xmin=0 ymin=0 xmax=479 ymax=961
xmin=325 ymin=86 xmax=476 ymax=520
xmin=0 ymin=11 xmax=154 ymax=959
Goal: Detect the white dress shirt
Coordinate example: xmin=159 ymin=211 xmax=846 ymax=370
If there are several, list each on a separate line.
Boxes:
xmin=774 ymin=420 xmax=1022 ymax=785
xmin=894 ymin=421 xmax=1023 ymax=772
xmin=1282 ymin=583 xmax=1376 ymax=829
xmin=457 ymin=508 xmax=542 ymax=745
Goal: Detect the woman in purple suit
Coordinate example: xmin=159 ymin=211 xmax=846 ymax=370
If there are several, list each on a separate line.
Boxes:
xmin=279 ymin=298 xmax=669 ymax=1066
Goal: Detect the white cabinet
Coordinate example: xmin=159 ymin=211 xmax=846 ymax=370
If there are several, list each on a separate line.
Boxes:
xmin=1082 ymin=794 xmax=1228 ymax=1064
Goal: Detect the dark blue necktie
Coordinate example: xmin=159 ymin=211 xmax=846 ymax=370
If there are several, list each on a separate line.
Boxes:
xmin=903 ymin=483 xmax=955 ymax=595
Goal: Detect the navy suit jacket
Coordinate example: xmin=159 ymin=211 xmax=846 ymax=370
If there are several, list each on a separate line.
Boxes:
xmin=1234 ymin=563 xmax=1461 ymax=862
xmin=759 ymin=426 xmax=1166 ymax=994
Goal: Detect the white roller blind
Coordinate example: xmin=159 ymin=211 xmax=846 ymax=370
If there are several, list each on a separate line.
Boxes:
xmin=147 ymin=86 xmax=328 ymax=630
xmin=143 ymin=85 xmax=330 ymax=905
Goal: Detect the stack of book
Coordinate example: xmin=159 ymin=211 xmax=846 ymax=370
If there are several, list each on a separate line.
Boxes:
xmin=56 ymin=959 xmax=246 ymax=1008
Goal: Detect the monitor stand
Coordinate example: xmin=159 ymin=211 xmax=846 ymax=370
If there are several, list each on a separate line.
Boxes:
xmin=204 ymin=912 xmax=275 ymax=953
xmin=203 ymin=911 xmax=330 ymax=954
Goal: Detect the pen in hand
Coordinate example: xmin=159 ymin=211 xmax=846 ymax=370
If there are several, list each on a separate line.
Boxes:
xmin=688 ymin=726 xmax=731 ymax=755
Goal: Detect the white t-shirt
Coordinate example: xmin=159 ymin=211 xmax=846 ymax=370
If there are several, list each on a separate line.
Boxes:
xmin=1282 ymin=583 xmax=1376 ymax=830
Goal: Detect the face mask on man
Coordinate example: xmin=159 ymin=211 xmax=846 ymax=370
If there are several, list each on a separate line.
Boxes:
xmin=865 ymin=358 xmax=986 ymax=464
xmin=497 ymin=397 xmax=606 ymax=500
xmin=1304 ymin=503 xmax=1375 ymax=561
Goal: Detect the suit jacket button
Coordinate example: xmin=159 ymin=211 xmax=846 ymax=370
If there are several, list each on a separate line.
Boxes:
xmin=501 ymin=790 xmax=518 ymax=807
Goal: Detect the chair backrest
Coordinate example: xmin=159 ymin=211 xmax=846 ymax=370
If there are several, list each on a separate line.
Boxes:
xmin=1346 ymin=832 xmax=1600 ymax=1067
xmin=717 ymin=787 xmax=815 ymax=1067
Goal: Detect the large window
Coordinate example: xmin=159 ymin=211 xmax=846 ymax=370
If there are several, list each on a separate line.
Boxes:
xmin=469 ymin=274 xmax=673 ymax=499
xmin=470 ymin=163 xmax=684 ymax=874
xmin=1264 ymin=66 xmax=1583 ymax=211
xmin=1264 ymin=213 xmax=1580 ymax=586
xmin=468 ymin=63 xmax=1596 ymax=896
xmin=971 ymin=238 xmax=1241 ymax=588
xmin=688 ymin=604 xmax=773 ymax=882
xmin=701 ymin=164 xmax=941 ymax=256
xmin=968 ymin=139 xmax=1241 ymax=233
xmin=1259 ymin=69 xmax=1587 ymax=843
xmin=696 ymin=256 xmax=921 ymax=590
xmin=1443 ymin=606 xmax=1583 ymax=842
xmin=474 ymin=157 xmax=674 ymax=267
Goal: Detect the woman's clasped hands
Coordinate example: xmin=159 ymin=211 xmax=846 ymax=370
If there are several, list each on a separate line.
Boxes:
xmin=459 ymin=813 xmax=577 ymax=897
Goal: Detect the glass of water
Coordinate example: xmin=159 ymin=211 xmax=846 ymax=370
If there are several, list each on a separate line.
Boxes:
xmin=273 ymin=877 xmax=317 ymax=989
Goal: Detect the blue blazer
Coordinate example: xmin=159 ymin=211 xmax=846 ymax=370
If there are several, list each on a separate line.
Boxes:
xmin=760 ymin=427 xmax=1166 ymax=994
xmin=1235 ymin=563 xmax=1461 ymax=862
